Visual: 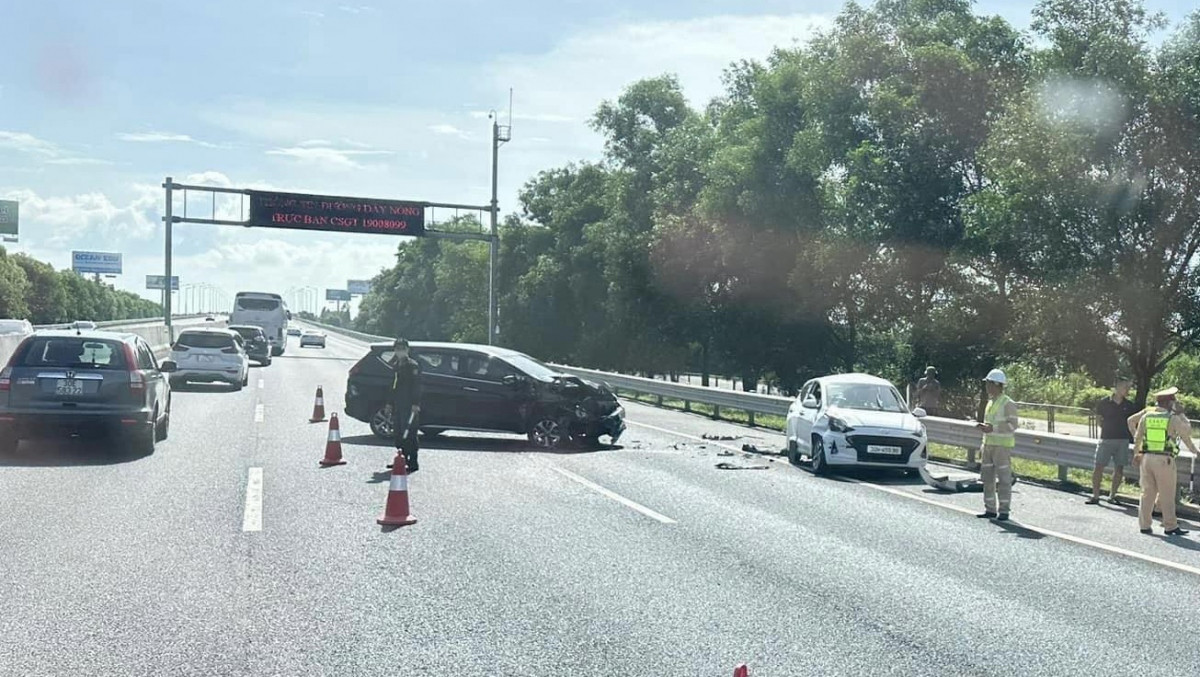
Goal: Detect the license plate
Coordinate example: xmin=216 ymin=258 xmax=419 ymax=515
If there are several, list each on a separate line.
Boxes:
xmin=56 ymin=379 xmax=84 ymax=396
xmin=868 ymin=444 xmax=902 ymax=455
xmin=198 ymin=355 xmax=214 ymax=363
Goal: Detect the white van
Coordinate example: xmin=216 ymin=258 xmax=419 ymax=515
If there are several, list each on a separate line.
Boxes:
xmin=228 ymin=292 xmax=290 ymax=356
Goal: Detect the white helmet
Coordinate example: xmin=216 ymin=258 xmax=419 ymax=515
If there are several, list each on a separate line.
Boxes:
xmin=983 ymin=368 xmax=1007 ymax=385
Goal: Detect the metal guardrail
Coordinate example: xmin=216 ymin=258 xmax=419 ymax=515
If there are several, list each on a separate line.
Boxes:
xmin=297 ymin=318 xmax=1197 ymax=495
xmin=33 ymin=314 xmax=211 ymax=331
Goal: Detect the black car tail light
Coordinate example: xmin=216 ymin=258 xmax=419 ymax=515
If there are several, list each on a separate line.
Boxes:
xmin=123 ymin=343 xmax=146 ymax=393
xmin=221 ymin=347 xmax=238 ymax=354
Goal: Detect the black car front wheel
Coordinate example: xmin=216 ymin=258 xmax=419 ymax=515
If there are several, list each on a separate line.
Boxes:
xmin=370 ymin=404 xmax=394 ymax=440
xmin=528 ymin=417 xmax=568 ymax=449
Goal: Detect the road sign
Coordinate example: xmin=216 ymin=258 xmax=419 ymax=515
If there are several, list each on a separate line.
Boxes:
xmin=146 ymin=275 xmax=180 ymax=291
xmin=0 ymin=199 xmax=17 ymax=238
xmin=72 ymin=251 xmax=123 ymax=275
xmin=248 ymin=190 xmax=426 ymax=237
xmin=325 ymin=289 xmax=352 ymax=302
xmin=347 ymin=279 xmax=372 ymax=295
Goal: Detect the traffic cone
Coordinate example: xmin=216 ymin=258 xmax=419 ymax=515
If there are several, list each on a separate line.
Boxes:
xmin=309 ymin=386 xmax=326 ymax=423
xmin=733 ymin=665 xmax=749 ymax=677
xmin=319 ymin=414 xmax=346 ymax=467
xmin=377 ymin=452 xmax=417 ymax=527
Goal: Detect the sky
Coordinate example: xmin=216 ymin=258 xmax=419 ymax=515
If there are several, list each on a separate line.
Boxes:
xmin=0 ymin=0 xmax=1194 ymax=312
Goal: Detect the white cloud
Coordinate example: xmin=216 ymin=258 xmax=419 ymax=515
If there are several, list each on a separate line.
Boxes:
xmin=116 ymin=131 xmax=216 ymax=147
xmin=0 ymin=131 xmax=60 ymax=157
xmin=429 ymin=123 xmax=470 ymax=139
xmin=266 ymin=146 xmax=395 ymax=170
xmin=337 ymin=5 xmax=372 ymax=14
xmin=44 ymin=157 xmax=115 ymax=166
xmin=297 ymin=139 xmax=333 ymax=147
xmin=300 ymin=10 xmax=325 ymax=19
xmin=0 ymin=186 xmax=159 ymax=252
xmin=488 ymin=13 xmax=831 ymax=122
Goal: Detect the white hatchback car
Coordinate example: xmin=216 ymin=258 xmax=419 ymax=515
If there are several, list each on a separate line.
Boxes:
xmin=168 ymin=328 xmax=250 ymax=390
xmin=785 ymin=373 xmax=927 ymax=475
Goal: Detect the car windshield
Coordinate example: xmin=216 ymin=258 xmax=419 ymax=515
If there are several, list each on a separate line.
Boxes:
xmin=500 ymin=353 xmax=559 ymax=381
xmin=176 ymin=332 xmax=235 ymax=349
xmin=826 ymin=383 xmax=908 ymax=413
xmin=21 ymin=338 xmax=127 ymax=369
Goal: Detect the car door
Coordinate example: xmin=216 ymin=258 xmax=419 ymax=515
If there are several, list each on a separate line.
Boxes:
xmin=795 ymin=380 xmax=822 ymax=454
xmin=136 ymin=340 xmax=166 ymax=417
xmin=410 ymin=349 xmax=471 ymax=428
xmin=456 ymin=353 xmax=525 ymax=432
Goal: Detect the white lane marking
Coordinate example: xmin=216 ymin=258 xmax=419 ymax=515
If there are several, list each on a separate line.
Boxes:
xmin=850 ymin=479 xmax=1200 ymax=578
xmin=254 ymin=403 xmax=264 ymax=423
xmin=258 ymin=378 xmax=264 ymax=389
xmin=242 ymin=467 xmax=263 ymax=532
xmin=629 ymin=415 xmax=1200 ymax=578
xmin=549 ymin=465 xmax=676 ymax=524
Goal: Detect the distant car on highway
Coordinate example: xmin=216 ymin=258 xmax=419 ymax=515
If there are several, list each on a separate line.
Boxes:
xmin=204 ymin=315 xmax=216 ymax=322
xmin=168 ymin=328 xmax=250 ymax=390
xmin=0 ymin=319 xmax=34 ymax=336
xmin=227 ymin=324 xmax=272 ymax=366
xmin=71 ymin=320 xmax=98 ymax=331
xmin=786 ymin=373 xmax=927 ymax=475
xmin=0 ymin=330 xmax=174 ymax=455
xmin=299 ymin=330 xmax=326 ymax=349
xmin=344 ymin=341 xmax=625 ymax=449
xmin=287 ymin=327 xmax=302 ymax=337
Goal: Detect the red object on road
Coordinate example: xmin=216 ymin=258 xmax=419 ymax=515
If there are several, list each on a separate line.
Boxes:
xmin=733 ymin=665 xmax=748 ymax=677
xmin=309 ymin=386 xmax=327 ymax=423
xmin=319 ymin=414 xmax=347 ymax=467
xmin=377 ymin=452 xmax=418 ymax=527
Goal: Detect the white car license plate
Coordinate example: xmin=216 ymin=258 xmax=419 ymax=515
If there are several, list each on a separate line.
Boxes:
xmin=867 ymin=444 xmax=902 ymax=455
xmin=198 ymin=355 xmax=214 ymax=363
xmin=56 ymin=379 xmax=84 ymax=396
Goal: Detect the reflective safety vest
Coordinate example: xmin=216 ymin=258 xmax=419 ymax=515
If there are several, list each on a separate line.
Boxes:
xmin=1142 ymin=408 xmax=1176 ymax=456
xmin=983 ymin=394 xmax=1016 ymax=448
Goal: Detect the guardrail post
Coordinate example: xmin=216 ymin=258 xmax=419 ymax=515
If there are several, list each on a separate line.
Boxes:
xmin=655 ymin=394 xmax=663 ymax=407
xmin=1047 ymin=407 xmax=1056 ymax=434
xmin=747 ymin=410 xmax=756 ymax=427
xmin=1058 ymin=464 xmax=1069 ymax=484
xmin=712 ymin=405 xmax=721 ymax=420
xmin=684 ymin=400 xmax=691 ymax=413
xmin=967 ymin=446 xmax=977 ymax=468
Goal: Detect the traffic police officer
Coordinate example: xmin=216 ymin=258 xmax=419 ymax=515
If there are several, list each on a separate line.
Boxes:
xmin=976 ymin=369 xmax=1019 ymax=521
xmin=1129 ymin=387 xmax=1198 ymax=536
xmin=389 ymin=338 xmax=423 ymax=472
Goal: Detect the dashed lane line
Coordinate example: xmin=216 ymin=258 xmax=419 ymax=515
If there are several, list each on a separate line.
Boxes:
xmin=242 ymin=467 xmax=264 ymax=532
xmin=254 ymin=403 xmax=264 ymax=423
xmin=549 ymin=465 xmax=676 ymax=524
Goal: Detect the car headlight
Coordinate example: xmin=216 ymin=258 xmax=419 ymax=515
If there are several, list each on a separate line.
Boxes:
xmin=828 ymin=416 xmax=854 ymax=433
xmin=917 ymin=423 xmax=927 ymax=437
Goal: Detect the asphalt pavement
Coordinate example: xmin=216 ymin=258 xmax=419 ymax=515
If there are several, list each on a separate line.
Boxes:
xmin=3 ymin=331 xmax=1200 ymax=676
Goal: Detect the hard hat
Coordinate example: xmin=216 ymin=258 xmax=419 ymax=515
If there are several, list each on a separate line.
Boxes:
xmin=983 ymin=369 xmax=1007 ymax=385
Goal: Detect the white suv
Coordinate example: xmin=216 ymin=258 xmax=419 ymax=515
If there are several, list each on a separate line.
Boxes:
xmin=168 ymin=329 xmax=250 ymax=390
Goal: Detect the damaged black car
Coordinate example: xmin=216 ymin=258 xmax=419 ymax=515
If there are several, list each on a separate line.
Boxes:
xmin=345 ymin=341 xmax=625 ymax=449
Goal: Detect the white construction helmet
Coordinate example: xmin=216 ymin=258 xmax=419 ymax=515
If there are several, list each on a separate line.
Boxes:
xmin=983 ymin=368 xmax=1007 ymax=384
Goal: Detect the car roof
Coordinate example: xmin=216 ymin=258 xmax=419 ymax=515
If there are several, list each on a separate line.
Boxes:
xmin=368 ymin=340 xmax=526 ymax=359
xmin=812 ymin=372 xmax=896 ymax=387
xmin=178 ymin=327 xmax=238 ymax=336
xmin=30 ymin=329 xmax=138 ymax=342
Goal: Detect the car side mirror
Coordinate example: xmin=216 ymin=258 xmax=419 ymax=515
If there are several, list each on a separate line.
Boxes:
xmin=502 ymin=374 xmax=526 ymax=389
xmin=802 ymin=396 xmax=819 ymax=409
xmin=160 ymin=360 xmax=178 ymax=373
xmin=912 ymin=407 xmax=928 ymax=418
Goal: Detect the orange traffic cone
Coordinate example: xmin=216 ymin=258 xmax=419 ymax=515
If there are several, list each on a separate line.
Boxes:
xmin=733 ymin=665 xmax=748 ymax=677
xmin=377 ymin=452 xmax=417 ymax=527
xmin=309 ymin=386 xmax=326 ymax=423
xmin=319 ymin=414 xmax=346 ymax=467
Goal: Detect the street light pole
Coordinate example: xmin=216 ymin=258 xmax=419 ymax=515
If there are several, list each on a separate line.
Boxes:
xmin=164 ymin=177 xmax=173 ymax=337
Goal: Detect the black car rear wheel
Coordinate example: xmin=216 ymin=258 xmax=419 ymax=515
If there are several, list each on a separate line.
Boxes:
xmin=130 ymin=409 xmax=157 ymax=456
xmin=370 ymin=404 xmax=394 ymax=439
xmin=528 ymin=417 xmax=567 ymax=449
xmin=155 ymin=408 xmax=170 ymax=442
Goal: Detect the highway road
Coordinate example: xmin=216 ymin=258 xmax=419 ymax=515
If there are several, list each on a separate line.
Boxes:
xmin=2 ymin=331 xmax=1200 ymax=676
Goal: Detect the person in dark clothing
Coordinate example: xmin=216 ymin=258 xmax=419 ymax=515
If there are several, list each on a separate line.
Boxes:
xmin=1087 ymin=377 xmax=1138 ymax=504
xmin=389 ymin=338 xmax=423 ymax=472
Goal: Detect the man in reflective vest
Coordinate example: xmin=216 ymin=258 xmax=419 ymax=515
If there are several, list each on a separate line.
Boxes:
xmin=976 ymin=369 xmax=1019 ymax=521
xmin=1129 ymin=387 xmax=1198 ymax=536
